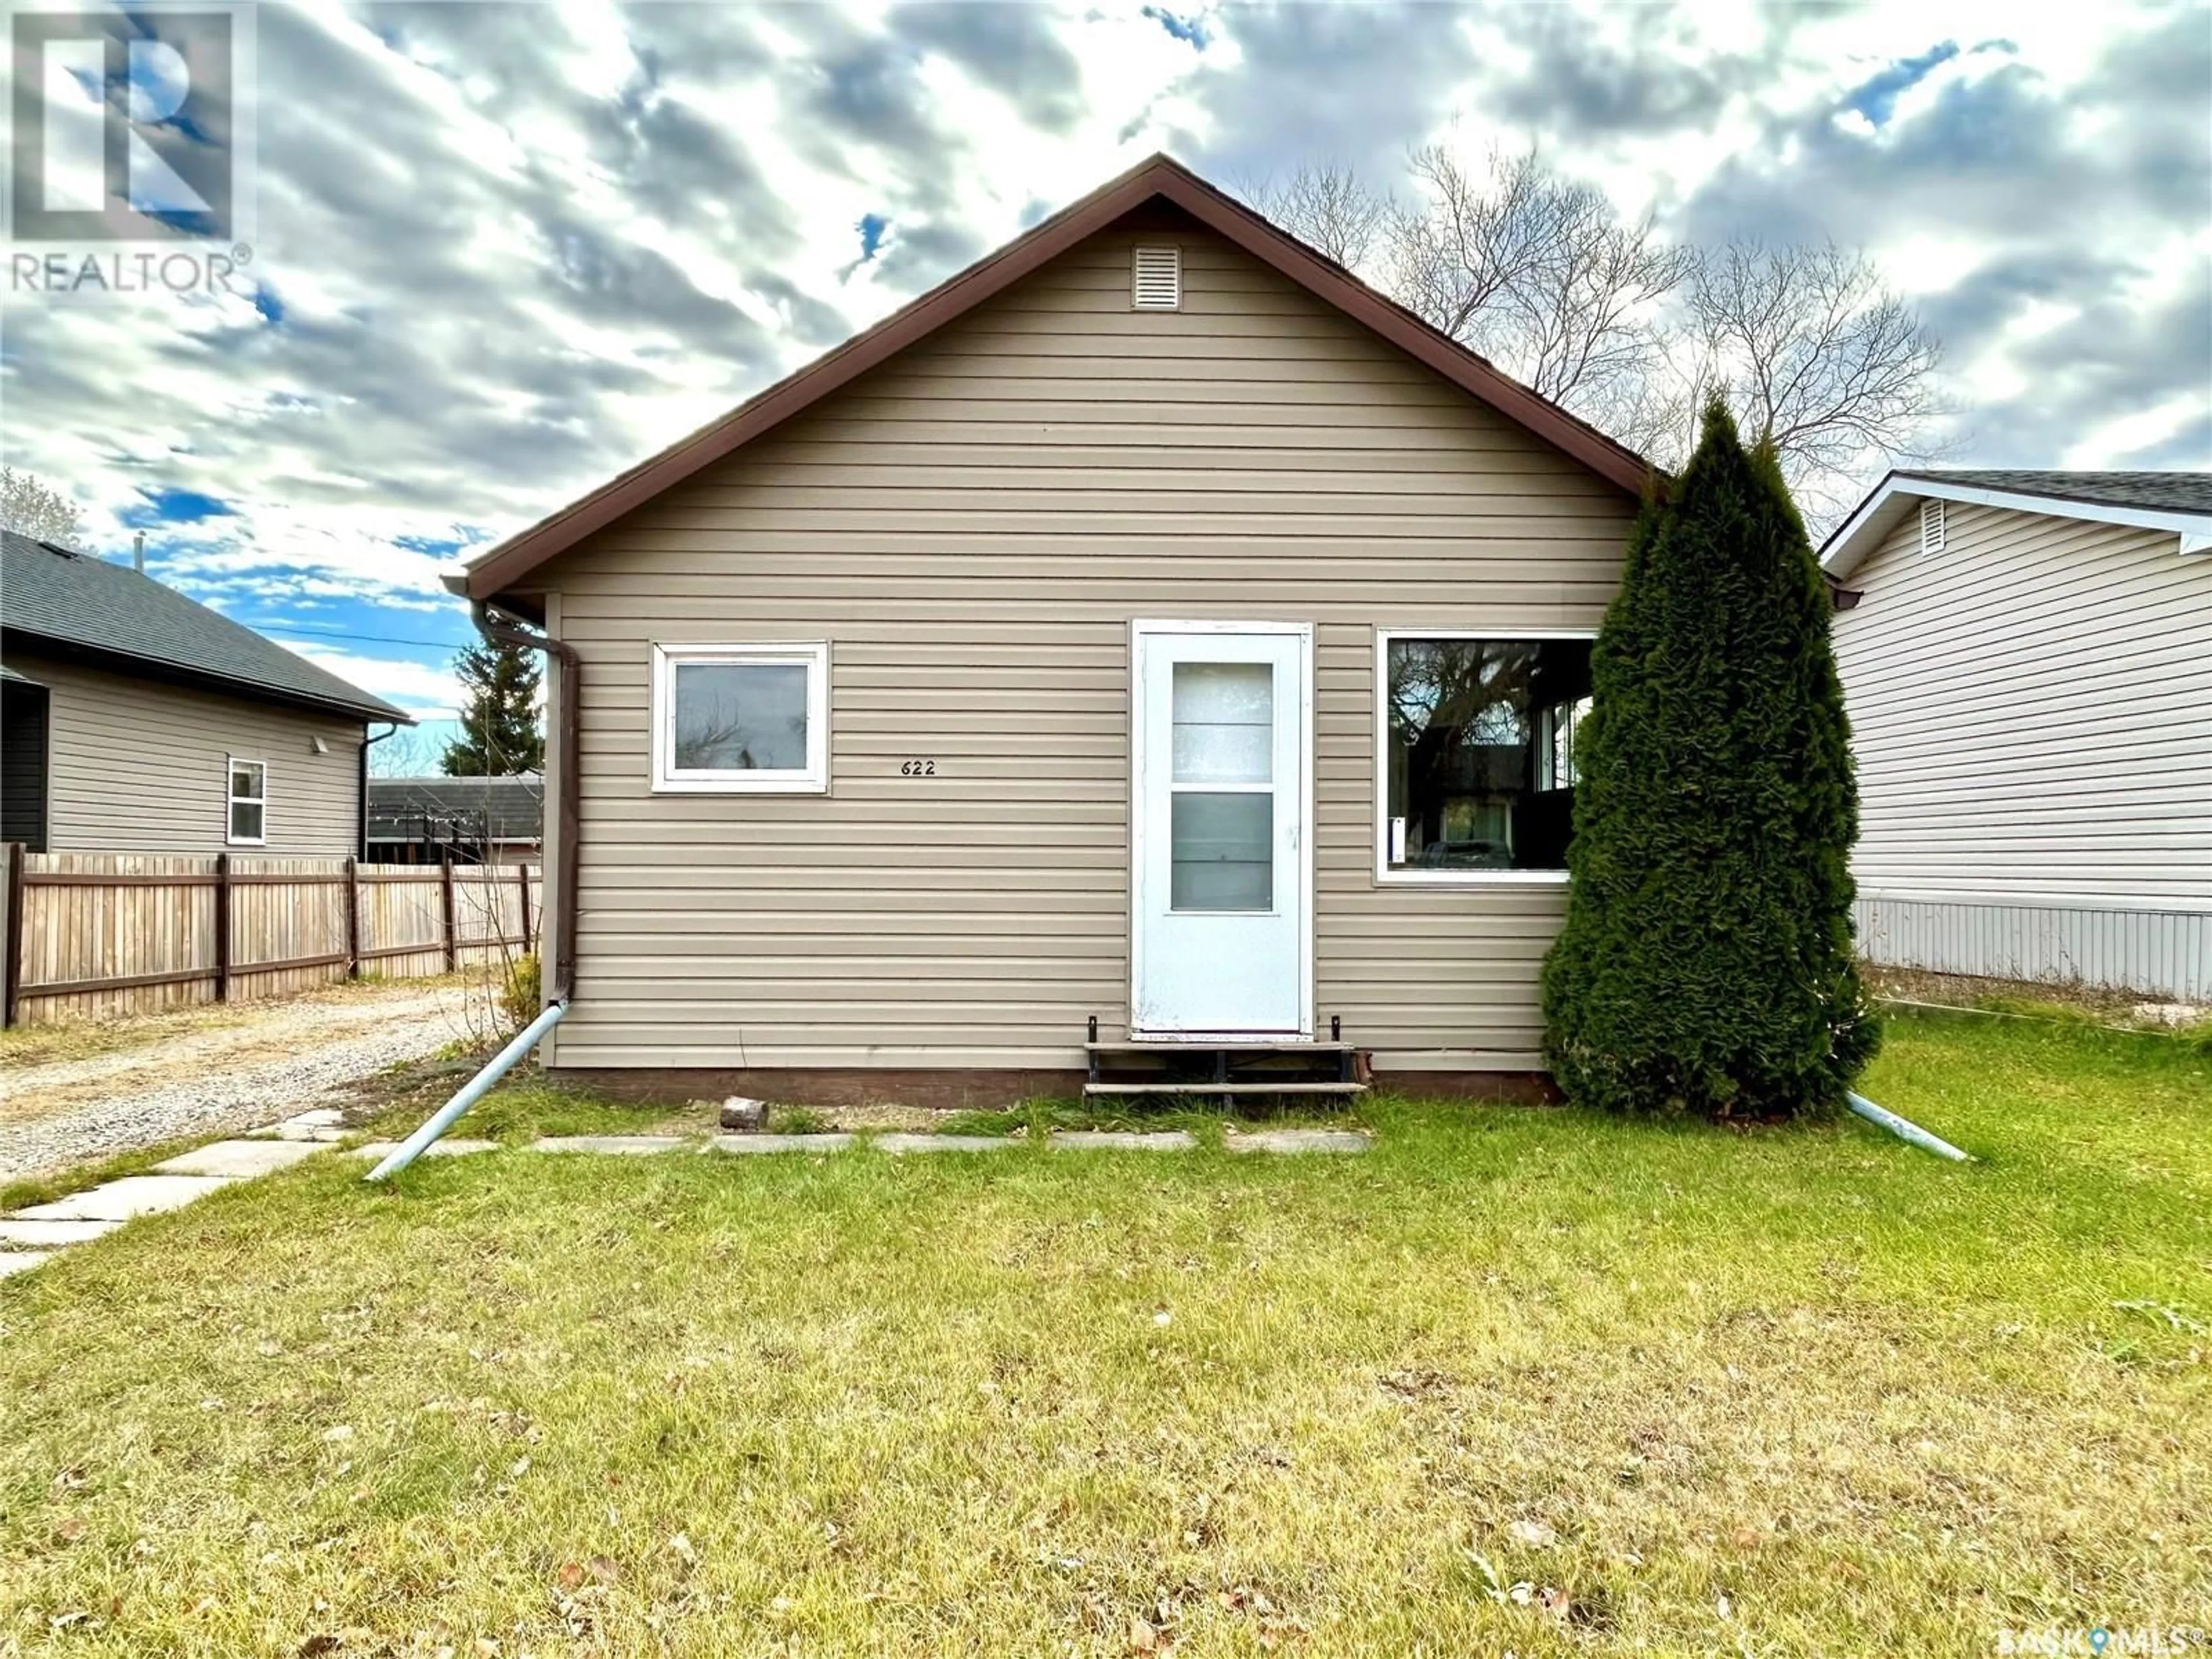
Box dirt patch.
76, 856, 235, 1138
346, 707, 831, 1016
0, 980, 490, 1177
1866, 965, 2207, 1029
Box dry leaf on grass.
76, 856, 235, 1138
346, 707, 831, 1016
1508, 1518, 1556, 1548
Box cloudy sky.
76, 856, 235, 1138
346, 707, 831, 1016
4, 0, 2206, 751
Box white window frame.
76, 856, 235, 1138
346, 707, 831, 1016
650, 641, 830, 794
225, 755, 268, 847
1372, 627, 1596, 886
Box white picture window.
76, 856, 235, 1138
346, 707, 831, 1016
651, 642, 829, 793
1374, 631, 1594, 883
226, 757, 267, 845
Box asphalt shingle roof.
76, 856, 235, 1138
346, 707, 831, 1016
367, 774, 543, 842
1899, 470, 2212, 516
0, 530, 409, 723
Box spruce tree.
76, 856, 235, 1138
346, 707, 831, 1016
1541, 398, 1878, 1119
441, 638, 544, 775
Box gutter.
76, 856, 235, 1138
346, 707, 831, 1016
365, 1001, 566, 1181
468, 599, 579, 1005
362, 601, 578, 1182
358, 722, 397, 859
1846, 1092, 1972, 1162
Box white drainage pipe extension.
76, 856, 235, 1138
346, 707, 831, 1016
1846, 1090, 1972, 1162
365, 1000, 568, 1182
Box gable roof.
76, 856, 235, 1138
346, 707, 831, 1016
1, 530, 412, 724
1821, 468, 2212, 579
450, 151, 1657, 604
1903, 469, 2212, 516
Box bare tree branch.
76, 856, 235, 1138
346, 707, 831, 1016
1240, 161, 1391, 272
1241, 146, 1946, 522
1386, 146, 1560, 345
368, 727, 447, 777
1684, 238, 1947, 520
1383, 145, 1691, 429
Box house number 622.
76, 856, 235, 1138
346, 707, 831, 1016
900, 759, 937, 776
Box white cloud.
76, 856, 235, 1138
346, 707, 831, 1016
3, 0, 2203, 645
292, 647, 462, 721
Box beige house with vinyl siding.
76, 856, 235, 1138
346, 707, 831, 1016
448, 154, 1652, 1103
2, 530, 409, 856
1822, 471, 2212, 1001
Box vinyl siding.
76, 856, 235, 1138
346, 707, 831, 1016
537, 224, 1639, 1073
0, 649, 367, 855
1834, 503, 2212, 906
1833, 501, 2212, 997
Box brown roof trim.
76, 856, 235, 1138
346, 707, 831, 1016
452, 153, 1658, 602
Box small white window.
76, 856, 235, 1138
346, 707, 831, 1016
651, 642, 829, 794
1132, 245, 1181, 310
226, 757, 267, 844
1919, 498, 1946, 553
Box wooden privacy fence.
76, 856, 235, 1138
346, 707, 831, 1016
0, 846, 539, 1026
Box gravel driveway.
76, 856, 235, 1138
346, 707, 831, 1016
0, 982, 479, 1178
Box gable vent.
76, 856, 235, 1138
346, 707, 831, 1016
1131, 245, 1181, 310
1919, 498, 1946, 554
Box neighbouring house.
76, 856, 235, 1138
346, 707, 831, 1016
366, 773, 544, 865
444, 153, 1655, 1104
1822, 470, 2212, 1001
1, 529, 411, 855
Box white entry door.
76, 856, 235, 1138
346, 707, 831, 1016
1131, 621, 1312, 1037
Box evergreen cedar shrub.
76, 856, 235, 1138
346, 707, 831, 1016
1541, 399, 1880, 1120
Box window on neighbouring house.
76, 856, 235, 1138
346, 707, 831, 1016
1379, 634, 1593, 877
651, 642, 829, 793
227, 757, 267, 844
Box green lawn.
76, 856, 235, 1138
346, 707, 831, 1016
2, 1011, 2206, 1656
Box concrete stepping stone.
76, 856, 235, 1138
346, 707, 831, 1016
706, 1133, 855, 1154
347, 1139, 498, 1160
12, 1174, 234, 1222
875, 1133, 1013, 1154
0, 1217, 122, 1248
530, 1135, 690, 1154
259, 1108, 350, 1142
1050, 1130, 1198, 1152
0, 1252, 51, 1279
154, 1139, 329, 1178
1223, 1128, 1372, 1155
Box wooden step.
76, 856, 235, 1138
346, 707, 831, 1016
1084, 1081, 1368, 1097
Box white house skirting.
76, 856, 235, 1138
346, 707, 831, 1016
1855, 893, 2212, 1002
